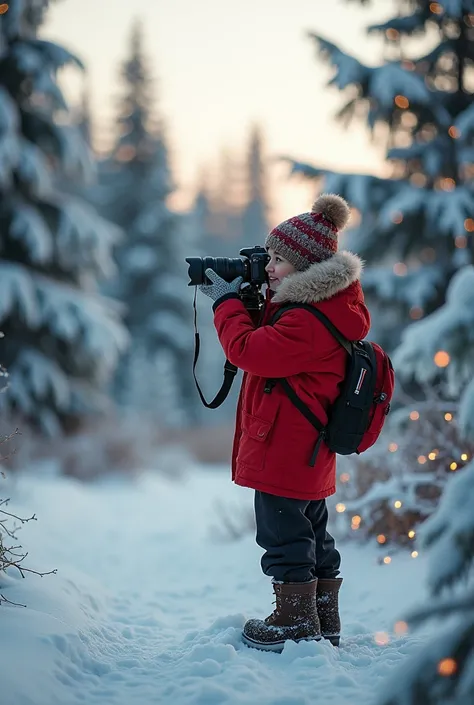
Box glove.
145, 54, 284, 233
199, 268, 243, 304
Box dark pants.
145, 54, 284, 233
254, 491, 341, 583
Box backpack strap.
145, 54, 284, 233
278, 378, 327, 466
269, 304, 353, 356
267, 303, 354, 466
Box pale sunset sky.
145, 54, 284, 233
42, 0, 397, 225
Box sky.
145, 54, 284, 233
43, 0, 396, 225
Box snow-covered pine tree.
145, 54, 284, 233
96, 21, 197, 423
291, 0, 474, 350
75, 84, 92, 150
377, 459, 474, 704
333, 262, 474, 546
0, 0, 127, 435
394, 264, 474, 442
287, 0, 474, 547
241, 126, 270, 246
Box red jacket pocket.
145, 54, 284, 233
236, 411, 274, 472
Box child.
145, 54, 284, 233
199, 194, 370, 652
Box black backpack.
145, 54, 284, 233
267, 304, 395, 466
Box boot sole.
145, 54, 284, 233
323, 634, 340, 647
241, 632, 322, 653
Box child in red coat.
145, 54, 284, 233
199, 194, 370, 652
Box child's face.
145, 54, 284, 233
265, 248, 297, 291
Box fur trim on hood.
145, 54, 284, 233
271, 250, 364, 305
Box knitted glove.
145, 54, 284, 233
199, 268, 243, 304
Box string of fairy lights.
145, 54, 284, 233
336, 398, 471, 565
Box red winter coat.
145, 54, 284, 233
212, 251, 371, 501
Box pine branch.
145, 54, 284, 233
407, 592, 474, 627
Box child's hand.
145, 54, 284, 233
199, 268, 243, 303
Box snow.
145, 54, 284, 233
0, 87, 20, 187
418, 458, 474, 594
459, 377, 474, 441
8, 347, 70, 411
393, 266, 474, 409
55, 197, 121, 277
36, 275, 128, 368
17, 138, 53, 196
362, 263, 444, 308
29, 38, 84, 71
10, 202, 53, 262
0, 261, 38, 325
429, 187, 474, 238
0, 463, 434, 705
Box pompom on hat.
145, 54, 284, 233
265, 194, 351, 271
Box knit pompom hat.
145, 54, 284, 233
265, 194, 351, 271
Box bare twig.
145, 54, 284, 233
0, 521, 18, 540
0, 508, 37, 523
0, 593, 27, 608
0, 416, 55, 605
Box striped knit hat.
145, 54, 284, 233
265, 194, 351, 271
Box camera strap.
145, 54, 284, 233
192, 288, 238, 408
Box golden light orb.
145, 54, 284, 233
434, 351, 450, 368
394, 621, 408, 635
394, 95, 410, 109
375, 631, 390, 645
438, 658, 457, 676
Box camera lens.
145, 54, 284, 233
186, 257, 248, 286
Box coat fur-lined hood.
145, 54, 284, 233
271, 250, 364, 305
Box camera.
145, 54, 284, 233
185, 246, 270, 288
187, 246, 270, 408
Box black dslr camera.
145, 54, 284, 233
186, 246, 270, 310
186, 246, 270, 409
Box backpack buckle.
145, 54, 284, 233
264, 379, 276, 394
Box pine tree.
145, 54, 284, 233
292, 0, 474, 350
0, 0, 127, 435
241, 126, 270, 246
289, 0, 474, 545
76, 84, 92, 149
377, 458, 474, 704
96, 21, 197, 423
333, 259, 474, 546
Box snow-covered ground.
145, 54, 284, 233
1, 461, 431, 705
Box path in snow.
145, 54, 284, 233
1, 464, 429, 705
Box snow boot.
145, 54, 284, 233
242, 579, 321, 652
316, 577, 343, 646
